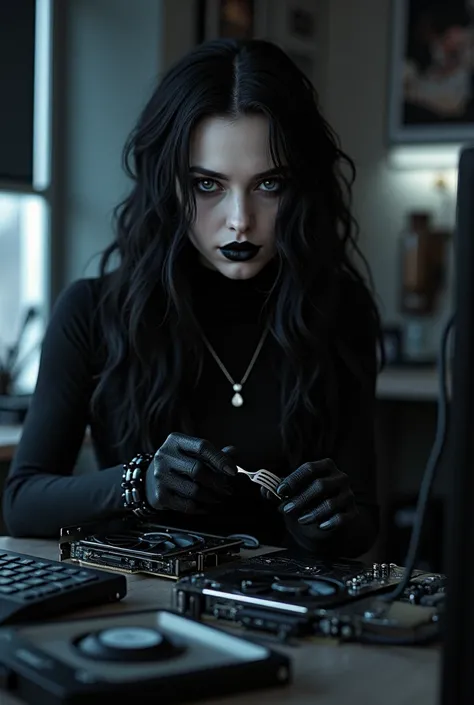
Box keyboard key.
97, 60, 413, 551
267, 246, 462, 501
22, 579, 46, 587
57, 579, 81, 589
50, 581, 70, 591
47, 574, 69, 582
35, 585, 61, 596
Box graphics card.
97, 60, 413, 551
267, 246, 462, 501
173, 552, 446, 640
59, 516, 243, 579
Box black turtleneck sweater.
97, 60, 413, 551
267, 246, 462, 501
2, 263, 379, 556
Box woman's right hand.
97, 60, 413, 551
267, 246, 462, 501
144, 432, 237, 514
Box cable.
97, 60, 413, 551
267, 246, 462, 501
227, 534, 260, 549
380, 313, 455, 603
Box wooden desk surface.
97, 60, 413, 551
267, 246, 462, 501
0, 536, 440, 705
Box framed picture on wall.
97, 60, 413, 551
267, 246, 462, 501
388, 0, 474, 143
197, 0, 257, 42
287, 1, 317, 43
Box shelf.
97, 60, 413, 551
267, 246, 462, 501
376, 366, 445, 401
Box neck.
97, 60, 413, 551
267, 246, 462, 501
190, 259, 278, 326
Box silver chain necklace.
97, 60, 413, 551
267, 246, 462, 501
200, 326, 269, 407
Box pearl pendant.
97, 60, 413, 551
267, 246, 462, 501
232, 393, 244, 407
232, 383, 243, 407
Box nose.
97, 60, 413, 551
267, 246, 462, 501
226, 191, 253, 236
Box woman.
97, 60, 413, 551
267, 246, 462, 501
2, 39, 383, 557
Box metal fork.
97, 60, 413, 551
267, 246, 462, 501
236, 466, 281, 498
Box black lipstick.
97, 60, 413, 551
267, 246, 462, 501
219, 241, 262, 262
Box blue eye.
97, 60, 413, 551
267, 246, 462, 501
194, 178, 219, 193
258, 179, 283, 193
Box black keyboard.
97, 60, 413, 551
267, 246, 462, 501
0, 549, 127, 625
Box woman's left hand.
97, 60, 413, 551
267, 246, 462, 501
274, 459, 358, 531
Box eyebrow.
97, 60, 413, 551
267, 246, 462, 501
189, 165, 286, 180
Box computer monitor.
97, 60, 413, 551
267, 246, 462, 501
440, 145, 474, 705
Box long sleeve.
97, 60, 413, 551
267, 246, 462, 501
285, 279, 380, 558
2, 280, 126, 538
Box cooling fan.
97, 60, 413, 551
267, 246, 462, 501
236, 573, 341, 598
207, 568, 344, 603
0, 610, 291, 704
91, 531, 205, 553
247, 554, 368, 583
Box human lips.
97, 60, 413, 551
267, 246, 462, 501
219, 241, 262, 261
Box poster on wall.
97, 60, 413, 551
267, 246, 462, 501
198, 0, 256, 42
388, 0, 474, 143
288, 5, 315, 41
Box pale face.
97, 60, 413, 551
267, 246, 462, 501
187, 114, 285, 279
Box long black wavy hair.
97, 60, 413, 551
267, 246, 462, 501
92, 38, 383, 463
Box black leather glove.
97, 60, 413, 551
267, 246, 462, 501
272, 459, 358, 531
145, 432, 236, 514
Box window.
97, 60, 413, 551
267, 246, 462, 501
0, 194, 48, 393
0, 0, 52, 396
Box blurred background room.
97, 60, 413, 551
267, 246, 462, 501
0, 0, 469, 572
